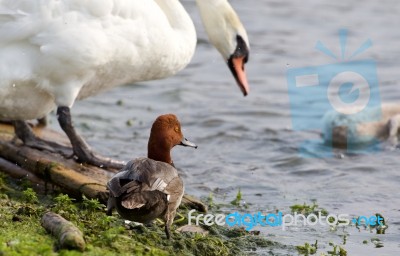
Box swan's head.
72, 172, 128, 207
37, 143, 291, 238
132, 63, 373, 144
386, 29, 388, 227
196, 0, 250, 96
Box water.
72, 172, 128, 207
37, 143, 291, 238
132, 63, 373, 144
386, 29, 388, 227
48, 0, 400, 254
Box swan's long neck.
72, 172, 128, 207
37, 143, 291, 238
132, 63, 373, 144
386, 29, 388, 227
154, 0, 193, 31
195, 0, 249, 60
154, 0, 196, 68
78, 0, 197, 100
195, 0, 250, 96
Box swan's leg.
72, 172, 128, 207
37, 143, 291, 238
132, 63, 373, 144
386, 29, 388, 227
13, 121, 74, 156
57, 106, 124, 169
387, 115, 400, 146
13, 121, 55, 152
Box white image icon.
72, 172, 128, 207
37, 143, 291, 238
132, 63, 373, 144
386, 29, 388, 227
327, 71, 370, 115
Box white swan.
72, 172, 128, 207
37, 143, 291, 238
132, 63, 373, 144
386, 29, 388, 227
0, 0, 250, 168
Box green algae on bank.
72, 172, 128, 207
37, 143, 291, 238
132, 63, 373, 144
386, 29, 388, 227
296, 241, 317, 255
0, 174, 280, 256
290, 201, 328, 216
296, 241, 348, 256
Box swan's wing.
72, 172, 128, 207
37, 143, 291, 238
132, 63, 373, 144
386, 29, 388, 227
0, 0, 195, 114
0, 0, 180, 66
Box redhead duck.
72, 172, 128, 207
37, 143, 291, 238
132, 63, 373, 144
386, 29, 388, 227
322, 103, 400, 147
0, 0, 249, 169
106, 114, 197, 239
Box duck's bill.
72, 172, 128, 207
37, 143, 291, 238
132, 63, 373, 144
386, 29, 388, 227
180, 138, 197, 148
228, 56, 250, 96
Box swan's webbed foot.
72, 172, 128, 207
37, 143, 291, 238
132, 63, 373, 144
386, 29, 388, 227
70, 147, 124, 170
13, 120, 58, 152
57, 106, 124, 169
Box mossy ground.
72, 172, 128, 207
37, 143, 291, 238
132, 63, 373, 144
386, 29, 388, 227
0, 173, 280, 256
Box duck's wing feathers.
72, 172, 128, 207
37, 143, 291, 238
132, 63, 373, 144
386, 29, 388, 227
129, 158, 179, 186
120, 192, 146, 209
107, 157, 180, 198
121, 189, 167, 210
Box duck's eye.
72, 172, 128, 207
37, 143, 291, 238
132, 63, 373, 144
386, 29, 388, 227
174, 127, 180, 133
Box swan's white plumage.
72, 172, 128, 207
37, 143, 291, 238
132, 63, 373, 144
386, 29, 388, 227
0, 0, 197, 119
196, 0, 249, 60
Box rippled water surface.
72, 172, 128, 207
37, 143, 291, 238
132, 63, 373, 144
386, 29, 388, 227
49, 0, 400, 254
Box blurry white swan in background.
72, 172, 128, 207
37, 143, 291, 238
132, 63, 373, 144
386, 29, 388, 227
322, 103, 400, 148
0, 0, 250, 168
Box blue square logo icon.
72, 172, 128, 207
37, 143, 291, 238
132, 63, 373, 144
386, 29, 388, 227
287, 29, 381, 157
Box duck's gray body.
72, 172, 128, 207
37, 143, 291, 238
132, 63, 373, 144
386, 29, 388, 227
107, 157, 184, 226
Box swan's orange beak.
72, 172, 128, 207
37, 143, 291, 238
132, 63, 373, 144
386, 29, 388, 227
228, 35, 250, 96
230, 56, 249, 96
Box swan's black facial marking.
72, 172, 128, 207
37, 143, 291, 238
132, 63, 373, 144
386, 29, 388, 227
227, 35, 250, 96
230, 35, 249, 63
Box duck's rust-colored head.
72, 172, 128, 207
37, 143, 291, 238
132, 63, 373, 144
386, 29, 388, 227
147, 114, 197, 165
